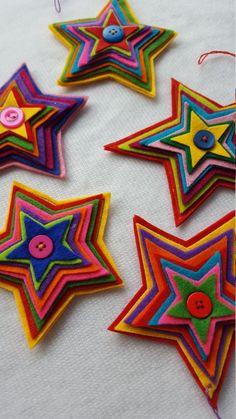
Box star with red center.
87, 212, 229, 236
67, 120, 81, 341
49, 0, 176, 96
83, 11, 140, 54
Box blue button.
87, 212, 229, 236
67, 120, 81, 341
193, 130, 215, 150
102, 25, 124, 43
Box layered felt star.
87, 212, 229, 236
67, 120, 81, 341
0, 183, 122, 348
109, 212, 235, 411
49, 0, 176, 96
105, 79, 236, 225
0, 64, 87, 176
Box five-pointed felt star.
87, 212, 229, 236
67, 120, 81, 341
164, 111, 232, 170
0, 182, 122, 348
3, 214, 85, 285
165, 273, 234, 344
0, 91, 42, 139
83, 11, 140, 54
49, 0, 176, 96
0, 64, 87, 177
109, 212, 235, 410
105, 79, 236, 225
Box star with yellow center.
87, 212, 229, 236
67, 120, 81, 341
168, 111, 231, 170
0, 90, 42, 140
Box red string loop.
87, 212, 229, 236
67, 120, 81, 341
198, 50, 236, 65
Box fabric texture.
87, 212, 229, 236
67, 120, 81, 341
0, 0, 234, 418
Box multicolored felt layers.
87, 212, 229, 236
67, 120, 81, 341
105, 79, 236, 225
0, 183, 122, 348
0, 64, 86, 177
49, 0, 176, 97
109, 212, 235, 411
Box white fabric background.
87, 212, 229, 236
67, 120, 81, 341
0, 1, 235, 418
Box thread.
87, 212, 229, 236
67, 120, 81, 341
198, 50, 236, 65
54, 0, 61, 13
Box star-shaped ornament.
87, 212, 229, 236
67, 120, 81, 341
49, 0, 176, 96
0, 183, 122, 348
105, 79, 235, 225
109, 212, 235, 412
0, 64, 87, 177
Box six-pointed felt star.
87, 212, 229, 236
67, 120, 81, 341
0, 64, 87, 176
0, 182, 122, 348
49, 0, 176, 96
109, 212, 235, 411
105, 79, 236, 225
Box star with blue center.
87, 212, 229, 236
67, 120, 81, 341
0, 183, 123, 347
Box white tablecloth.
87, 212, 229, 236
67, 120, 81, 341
0, 0, 234, 418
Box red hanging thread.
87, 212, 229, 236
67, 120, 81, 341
198, 50, 236, 65
54, 0, 61, 13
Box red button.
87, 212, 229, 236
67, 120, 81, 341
28, 235, 54, 259
186, 292, 213, 319
0, 107, 25, 129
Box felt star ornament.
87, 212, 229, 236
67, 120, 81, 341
49, 0, 176, 96
0, 183, 122, 348
109, 212, 235, 413
0, 64, 87, 177
105, 79, 236, 225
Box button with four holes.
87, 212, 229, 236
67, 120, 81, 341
186, 291, 213, 319
102, 25, 124, 43
0, 107, 25, 129
193, 130, 215, 150
28, 235, 54, 259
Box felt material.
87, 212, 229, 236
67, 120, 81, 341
0, 1, 235, 418
0, 182, 123, 347
105, 79, 235, 225
49, 0, 176, 97
0, 65, 87, 177
109, 212, 235, 411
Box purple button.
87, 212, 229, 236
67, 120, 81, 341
28, 235, 54, 259
0, 107, 25, 129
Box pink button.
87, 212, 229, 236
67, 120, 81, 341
28, 235, 54, 259
0, 107, 24, 129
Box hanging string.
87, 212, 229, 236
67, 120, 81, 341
54, 0, 61, 13
205, 385, 222, 419
198, 50, 236, 65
